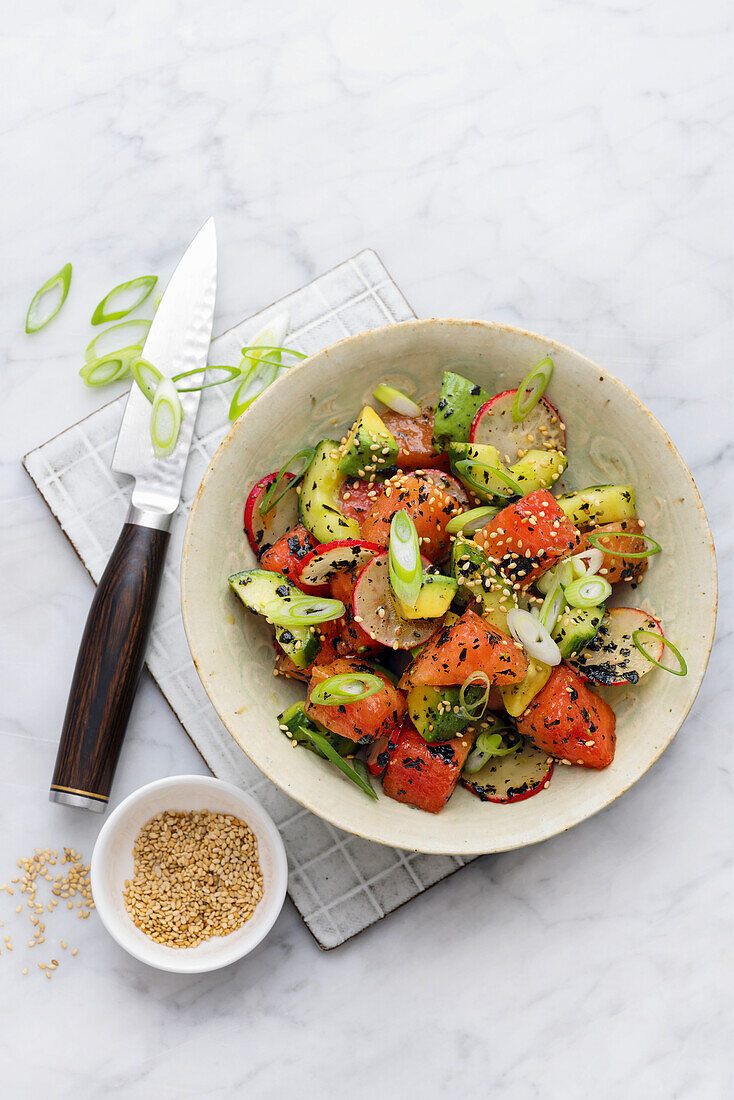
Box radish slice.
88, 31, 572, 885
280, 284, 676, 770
352, 552, 441, 650
569, 606, 664, 686
461, 741, 553, 803
298, 539, 381, 586
470, 390, 566, 464
413, 468, 471, 509
244, 471, 299, 557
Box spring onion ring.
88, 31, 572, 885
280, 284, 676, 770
259, 448, 316, 515
445, 505, 501, 535
85, 318, 151, 362
511, 357, 554, 423
131, 358, 163, 403
388, 510, 422, 607
539, 581, 565, 632
454, 458, 523, 500
572, 547, 604, 577
587, 531, 662, 559
632, 630, 688, 677
263, 596, 345, 627
240, 345, 306, 362
459, 672, 491, 719
25, 262, 72, 334
150, 377, 182, 458
172, 364, 241, 392
91, 275, 158, 326
372, 384, 421, 418
507, 608, 561, 665
229, 347, 284, 421
79, 351, 136, 387
309, 672, 385, 706
463, 723, 520, 774
563, 575, 612, 609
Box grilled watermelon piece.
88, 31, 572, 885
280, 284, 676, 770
260, 524, 328, 594
364, 719, 404, 777
305, 658, 407, 746
474, 488, 581, 586
576, 519, 650, 586
360, 471, 460, 561
382, 722, 472, 813
397, 607, 528, 689
516, 663, 616, 769
381, 407, 450, 471
338, 477, 381, 525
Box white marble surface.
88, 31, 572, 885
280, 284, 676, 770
1, 0, 731, 1095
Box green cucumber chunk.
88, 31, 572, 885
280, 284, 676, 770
509, 448, 568, 494
299, 439, 361, 544
556, 484, 636, 528
552, 606, 604, 658
338, 405, 398, 477
228, 569, 321, 669
432, 371, 490, 450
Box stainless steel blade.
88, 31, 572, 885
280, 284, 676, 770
112, 218, 217, 517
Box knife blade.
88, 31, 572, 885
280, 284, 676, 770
50, 219, 218, 812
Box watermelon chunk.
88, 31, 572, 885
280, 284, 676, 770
305, 658, 407, 746
382, 722, 472, 813
381, 408, 450, 471
516, 663, 616, 768
398, 608, 528, 689
474, 488, 581, 586
360, 471, 460, 562
260, 524, 328, 594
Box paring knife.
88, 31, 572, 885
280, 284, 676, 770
50, 219, 217, 812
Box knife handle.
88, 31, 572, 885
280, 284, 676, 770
50, 517, 170, 812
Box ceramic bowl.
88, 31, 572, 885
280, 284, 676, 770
90, 775, 288, 972
181, 320, 716, 855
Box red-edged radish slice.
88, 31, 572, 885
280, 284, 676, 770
569, 606, 664, 686
461, 741, 553, 803
352, 552, 441, 650
413, 468, 471, 509
244, 472, 299, 557
298, 539, 381, 587
470, 390, 566, 464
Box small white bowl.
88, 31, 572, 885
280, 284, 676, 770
90, 775, 288, 973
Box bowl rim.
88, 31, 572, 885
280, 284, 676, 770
90, 775, 288, 973
181, 318, 718, 854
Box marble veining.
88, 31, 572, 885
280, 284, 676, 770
0, 1, 731, 1096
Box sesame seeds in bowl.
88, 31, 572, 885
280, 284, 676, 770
90, 776, 287, 973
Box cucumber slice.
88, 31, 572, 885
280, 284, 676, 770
509, 449, 568, 494
228, 569, 321, 669
450, 537, 514, 631
338, 405, 398, 477
394, 573, 458, 620
299, 440, 361, 544
556, 484, 636, 529
432, 371, 490, 450
552, 606, 605, 659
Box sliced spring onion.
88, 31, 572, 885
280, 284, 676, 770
263, 596, 345, 627
131, 358, 163, 403
459, 672, 491, 719
572, 547, 604, 577
587, 531, 662, 559
91, 275, 158, 326
511, 357, 554, 423
539, 581, 565, 632
309, 672, 384, 706
454, 458, 523, 499
463, 723, 520, 774
25, 262, 72, 333
507, 608, 561, 666
150, 377, 182, 458
632, 630, 688, 677
172, 364, 241, 392
536, 557, 576, 595
240, 344, 306, 362
388, 510, 422, 607
296, 725, 378, 800
229, 347, 283, 422
259, 448, 316, 516
372, 384, 421, 418
564, 575, 612, 609
445, 505, 500, 535
79, 351, 136, 387
85, 318, 151, 362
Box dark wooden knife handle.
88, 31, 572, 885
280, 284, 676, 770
51, 522, 170, 810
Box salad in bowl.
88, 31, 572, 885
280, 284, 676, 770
228, 360, 684, 816
182, 319, 715, 854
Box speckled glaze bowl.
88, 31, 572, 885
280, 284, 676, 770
181, 320, 717, 854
